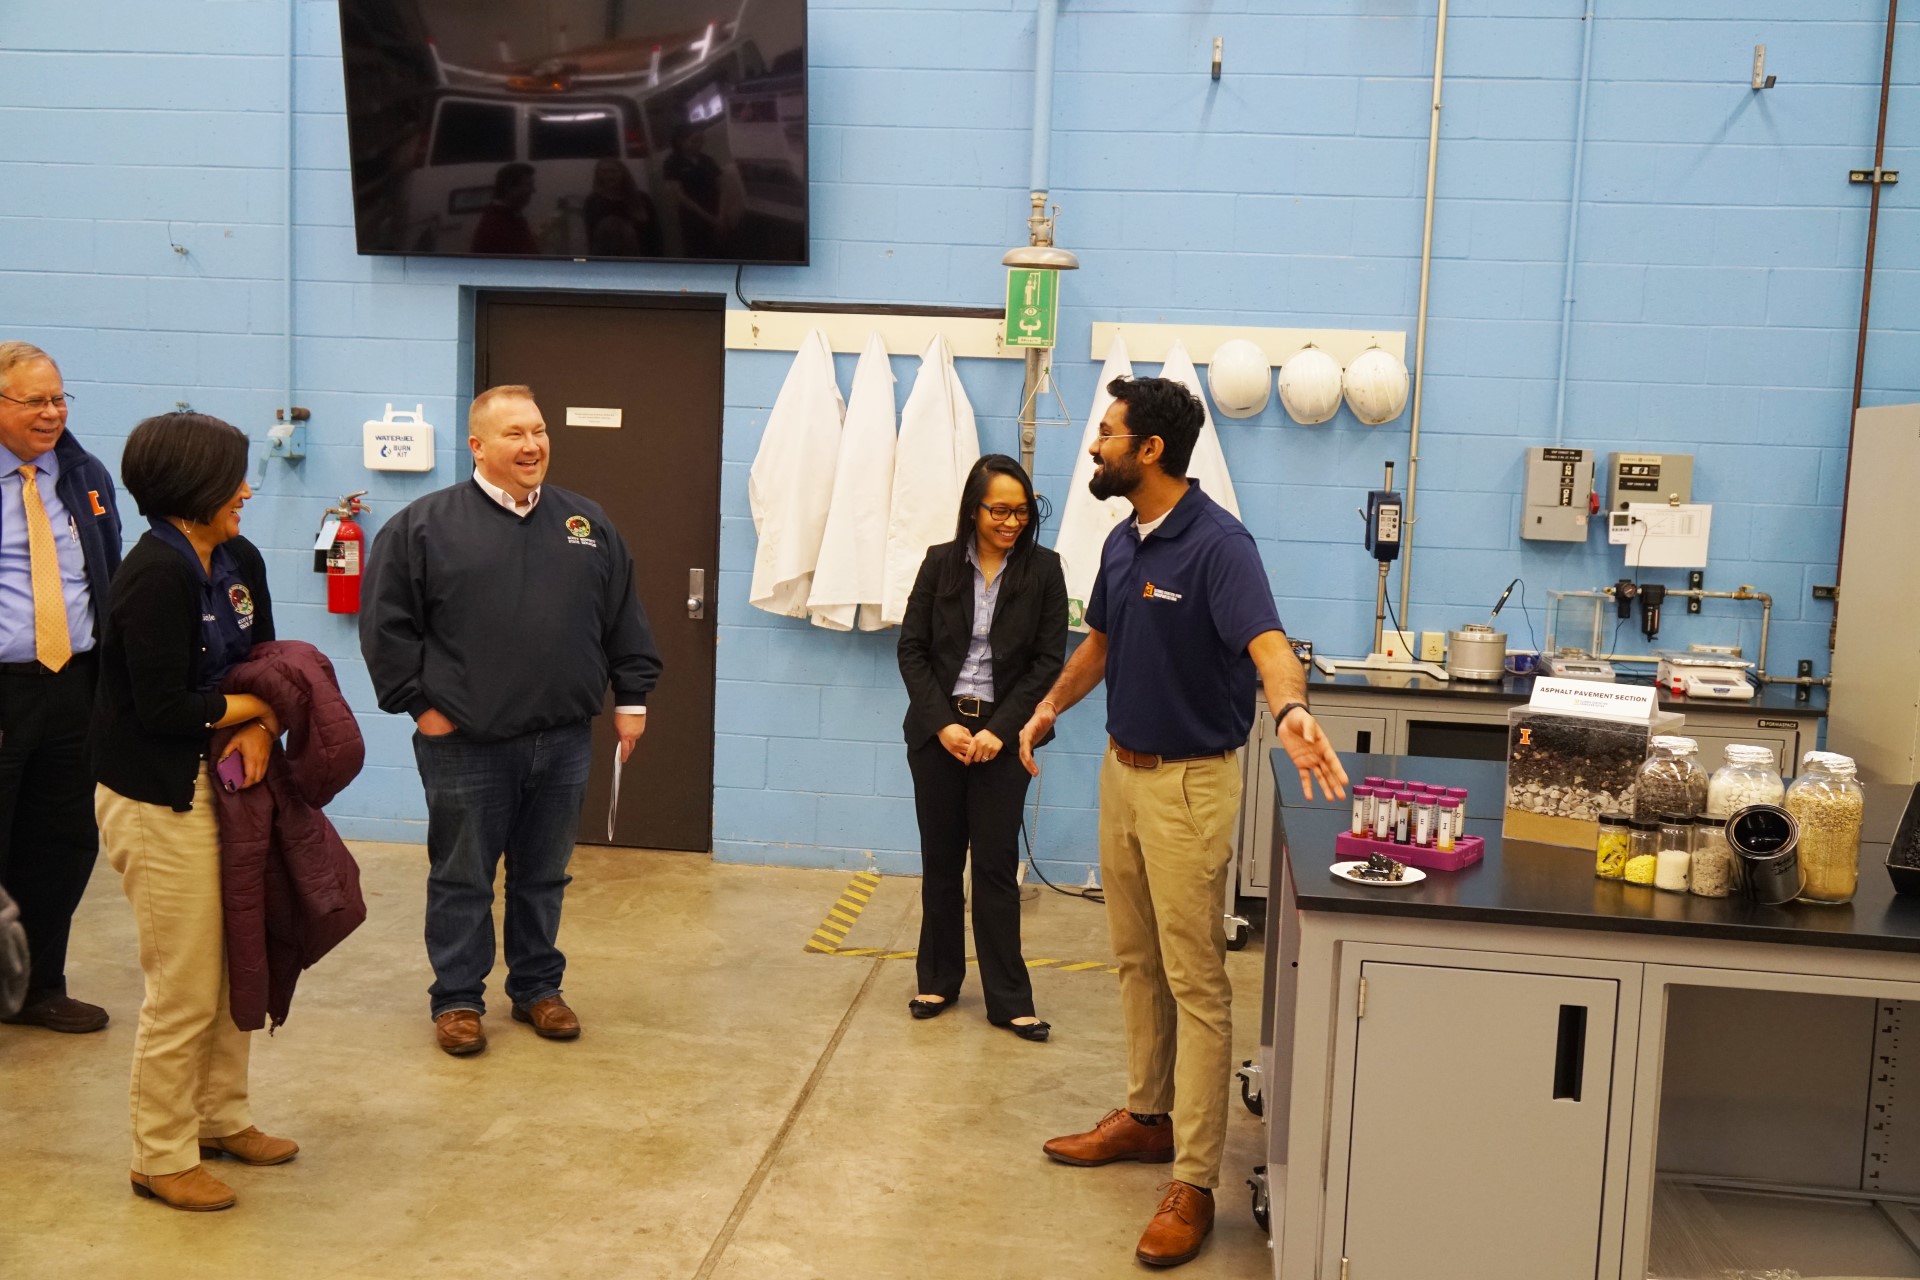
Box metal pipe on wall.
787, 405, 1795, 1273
1836, 0, 1901, 578
1398, 0, 1451, 626
1016, 0, 1060, 477
1029, 0, 1058, 194
283, 0, 296, 440
1552, 4, 1597, 445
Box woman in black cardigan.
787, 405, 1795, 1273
91, 412, 291, 1213
897, 454, 1067, 1040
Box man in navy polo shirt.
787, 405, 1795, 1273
1020, 376, 1347, 1268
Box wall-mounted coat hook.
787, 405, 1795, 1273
1751, 45, 1776, 89
1211, 36, 1222, 80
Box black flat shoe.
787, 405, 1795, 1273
1002, 1019, 1051, 1042
909, 996, 953, 1020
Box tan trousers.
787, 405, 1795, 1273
98, 766, 252, 1176
1098, 747, 1241, 1189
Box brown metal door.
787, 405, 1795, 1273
475, 291, 722, 851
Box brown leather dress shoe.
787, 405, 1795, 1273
130, 1166, 237, 1212
1136, 1181, 1215, 1268
434, 1009, 486, 1056
1042, 1108, 1175, 1167
511, 995, 580, 1040
200, 1126, 299, 1166
1, 994, 109, 1034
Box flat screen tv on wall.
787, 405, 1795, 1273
338, 1, 807, 265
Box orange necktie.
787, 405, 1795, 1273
18, 465, 73, 672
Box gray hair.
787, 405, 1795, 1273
0, 341, 56, 392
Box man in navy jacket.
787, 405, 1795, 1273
0, 341, 123, 1034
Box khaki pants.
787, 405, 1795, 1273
1098, 747, 1241, 1189
98, 767, 252, 1176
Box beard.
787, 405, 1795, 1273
1088, 451, 1142, 502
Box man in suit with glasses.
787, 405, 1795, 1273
0, 341, 124, 1034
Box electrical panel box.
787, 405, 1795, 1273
1521, 447, 1594, 542
1606, 451, 1693, 514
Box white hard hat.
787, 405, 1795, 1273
1343, 347, 1410, 426
1205, 339, 1271, 418
1277, 346, 1344, 425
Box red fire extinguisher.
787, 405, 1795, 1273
325, 491, 369, 615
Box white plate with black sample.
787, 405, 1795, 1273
1330, 860, 1427, 888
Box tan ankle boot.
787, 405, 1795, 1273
200, 1126, 299, 1166
130, 1165, 237, 1211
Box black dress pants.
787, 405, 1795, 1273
0, 655, 100, 1002
907, 733, 1035, 1023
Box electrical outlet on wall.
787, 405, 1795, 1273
1419, 631, 1447, 662
1377, 629, 1418, 661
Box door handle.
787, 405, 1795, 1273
687, 567, 707, 619
1553, 1004, 1587, 1101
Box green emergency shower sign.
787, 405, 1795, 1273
1005, 268, 1059, 349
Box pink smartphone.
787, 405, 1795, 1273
216, 751, 248, 794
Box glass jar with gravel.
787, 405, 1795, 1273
1785, 752, 1865, 905
1689, 816, 1734, 898
1634, 736, 1709, 823
1706, 744, 1786, 818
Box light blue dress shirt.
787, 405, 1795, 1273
950, 543, 1003, 703
0, 442, 96, 663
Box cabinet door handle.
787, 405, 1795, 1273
1356, 730, 1372, 753
1553, 1004, 1587, 1101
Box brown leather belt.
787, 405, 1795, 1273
1109, 736, 1234, 770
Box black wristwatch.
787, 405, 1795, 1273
1275, 701, 1310, 727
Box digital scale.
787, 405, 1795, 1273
1655, 649, 1756, 700
1541, 652, 1617, 682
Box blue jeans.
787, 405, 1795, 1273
412, 721, 592, 1018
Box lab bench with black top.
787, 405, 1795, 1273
1260, 752, 1920, 1280
1234, 672, 1827, 900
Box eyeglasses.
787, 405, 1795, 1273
979, 503, 1033, 525
1093, 432, 1139, 448
0, 392, 74, 411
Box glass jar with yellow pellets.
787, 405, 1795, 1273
1595, 813, 1630, 880
1786, 752, 1865, 905
1623, 819, 1660, 885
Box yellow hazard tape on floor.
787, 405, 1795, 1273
805, 874, 1119, 975
804, 871, 883, 953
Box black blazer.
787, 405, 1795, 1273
91, 533, 274, 811
897, 539, 1067, 751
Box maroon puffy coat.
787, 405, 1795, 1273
211, 640, 367, 1031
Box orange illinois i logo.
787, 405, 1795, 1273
1142, 582, 1155, 599
88, 490, 106, 516
1519, 727, 1533, 746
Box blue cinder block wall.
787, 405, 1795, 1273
1, 1, 1914, 879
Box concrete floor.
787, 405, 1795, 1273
0, 843, 1272, 1280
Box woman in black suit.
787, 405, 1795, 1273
897, 454, 1067, 1041
91, 412, 291, 1213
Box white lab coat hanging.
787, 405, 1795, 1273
1159, 340, 1242, 520
1054, 334, 1135, 631
881, 334, 979, 625
749, 328, 845, 618
808, 332, 897, 631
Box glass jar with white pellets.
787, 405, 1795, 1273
1706, 744, 1785, 819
